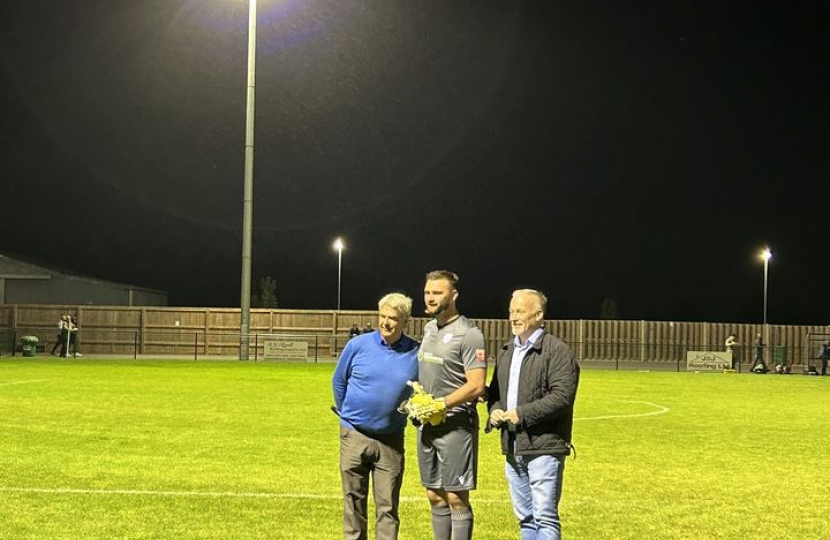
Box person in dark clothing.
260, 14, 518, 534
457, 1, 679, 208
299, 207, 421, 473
724, 333, 739, 370
751, 334, 768, 373
820, 341, 830, 376
50, 315, 68, 356
68, 316, 82, 357
488, 289, 580, 540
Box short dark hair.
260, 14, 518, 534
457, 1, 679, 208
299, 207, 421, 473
425, 270, 459, 290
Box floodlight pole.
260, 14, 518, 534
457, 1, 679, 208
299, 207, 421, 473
761, 248, 772, 326
764, 254, 769, 325
239, 0, 257, 361
333, 238, 345, 311
761, 247, 772, 351
337, 249, 342, 311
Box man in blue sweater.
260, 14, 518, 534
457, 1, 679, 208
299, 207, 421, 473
332, 292, 420, 540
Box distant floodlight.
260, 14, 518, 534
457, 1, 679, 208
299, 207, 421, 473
333, 238, 345, 252
760, 248, 772, 262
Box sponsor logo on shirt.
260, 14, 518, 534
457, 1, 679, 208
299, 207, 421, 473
418, 351, 445, 365
475, 349, 486, 363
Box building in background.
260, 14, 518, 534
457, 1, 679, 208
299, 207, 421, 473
0, 253, 167, 306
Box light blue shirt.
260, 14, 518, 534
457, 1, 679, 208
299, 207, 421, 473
505, 327, 545, 411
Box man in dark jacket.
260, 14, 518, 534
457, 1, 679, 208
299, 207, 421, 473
487, 289, 580, 540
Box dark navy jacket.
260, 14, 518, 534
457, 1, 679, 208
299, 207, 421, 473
487, 331, 580, 456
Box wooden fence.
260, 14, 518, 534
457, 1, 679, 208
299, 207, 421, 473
2, 304, 828, 366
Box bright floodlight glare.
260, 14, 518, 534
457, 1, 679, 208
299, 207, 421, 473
333, 238, 345, 252
760, 248, 772, 261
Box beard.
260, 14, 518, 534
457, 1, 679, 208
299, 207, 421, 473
426, 298, 452, 317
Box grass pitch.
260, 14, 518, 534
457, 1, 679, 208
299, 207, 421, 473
1, 358, 828, 540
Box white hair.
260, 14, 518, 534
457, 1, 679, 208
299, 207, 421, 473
378, 292, 413, 321
512, 289, 548, 315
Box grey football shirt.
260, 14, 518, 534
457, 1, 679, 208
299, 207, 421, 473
418, 315, 487, 416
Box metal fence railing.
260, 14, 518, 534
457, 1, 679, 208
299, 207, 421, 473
0, 327, 357, 362
0, 326, 822, 373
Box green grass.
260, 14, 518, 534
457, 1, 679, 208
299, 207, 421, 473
1, 358, 829, 539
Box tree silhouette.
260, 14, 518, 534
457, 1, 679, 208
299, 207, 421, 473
600, 297, 620, 320
252, 276, 278, 308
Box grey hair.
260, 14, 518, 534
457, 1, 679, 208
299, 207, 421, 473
378, 292, 413, 321
512, 289, 548, 315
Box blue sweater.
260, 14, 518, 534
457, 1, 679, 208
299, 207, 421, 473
332, 331, 419, 434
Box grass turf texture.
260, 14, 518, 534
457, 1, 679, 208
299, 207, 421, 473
1, 359, 828, 540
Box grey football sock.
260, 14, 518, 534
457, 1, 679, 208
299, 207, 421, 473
451, 506, 474, 540
430, 505, 452, 540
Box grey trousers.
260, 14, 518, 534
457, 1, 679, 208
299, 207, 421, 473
339, 426, 405, 540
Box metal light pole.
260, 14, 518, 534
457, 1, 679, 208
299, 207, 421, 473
239, 0, 258, 360
761, 247, 772, 325
333, 238, 345, 311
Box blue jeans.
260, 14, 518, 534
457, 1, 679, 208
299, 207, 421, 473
504, 454, 564, 540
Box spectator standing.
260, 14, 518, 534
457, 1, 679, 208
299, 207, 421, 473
820, 341, 830, 376
50, 315, 68, 356
752, 334, 767, 373
68, 316, 82, 357
724, 333, 739, 370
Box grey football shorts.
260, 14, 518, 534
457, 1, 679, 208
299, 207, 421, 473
417, 412, 479, 491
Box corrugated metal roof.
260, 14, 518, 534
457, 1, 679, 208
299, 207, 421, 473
0, 252, 166, 294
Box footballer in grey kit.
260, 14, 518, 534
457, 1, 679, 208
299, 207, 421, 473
418, 316, 487, 417
417, 270, 487, 540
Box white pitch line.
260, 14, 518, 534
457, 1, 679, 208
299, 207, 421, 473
0, 486, 508, 504
575, 400, 670, 421
0, 400, 665, 504
0, 378, 56, 387
0, 487, 338, 500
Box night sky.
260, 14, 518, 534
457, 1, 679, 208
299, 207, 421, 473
2, 1, 829, 324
